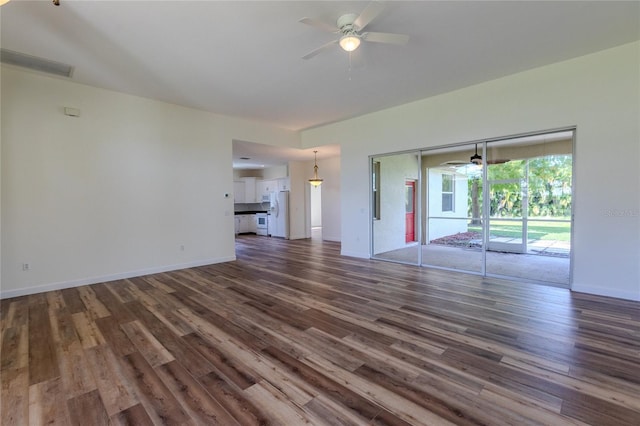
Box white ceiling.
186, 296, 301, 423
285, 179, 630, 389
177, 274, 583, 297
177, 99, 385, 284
232, 140, 341, 169
2, 0, 639, 168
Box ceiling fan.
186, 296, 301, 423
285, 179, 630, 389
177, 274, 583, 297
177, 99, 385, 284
299, 1, 410, 60
441, 144, 510, 167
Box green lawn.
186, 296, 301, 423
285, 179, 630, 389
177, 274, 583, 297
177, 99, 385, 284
468, 219, 571, 241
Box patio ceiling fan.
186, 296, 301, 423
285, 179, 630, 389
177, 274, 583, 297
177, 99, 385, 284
470, 144, 482, 165
299, 1, 410, 60
441, 144, 510, 167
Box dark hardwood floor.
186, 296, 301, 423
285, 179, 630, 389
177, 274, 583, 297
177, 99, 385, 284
2, 235, 639, 425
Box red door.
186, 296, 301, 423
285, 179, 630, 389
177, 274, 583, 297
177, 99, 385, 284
405, 180, 416, 243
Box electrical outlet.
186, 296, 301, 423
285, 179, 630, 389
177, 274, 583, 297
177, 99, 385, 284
22, 263, 30, 271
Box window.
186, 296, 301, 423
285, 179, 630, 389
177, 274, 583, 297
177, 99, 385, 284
442, 173, 454, 212
372, 161, 381, 220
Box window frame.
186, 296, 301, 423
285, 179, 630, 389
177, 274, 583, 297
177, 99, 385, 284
441, 173, 455, 212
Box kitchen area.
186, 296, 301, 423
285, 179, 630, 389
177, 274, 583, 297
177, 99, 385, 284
234, 176, 290, 239
232, 139, 340, 243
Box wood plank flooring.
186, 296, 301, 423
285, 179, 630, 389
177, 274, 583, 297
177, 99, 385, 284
2, 235, 639, 425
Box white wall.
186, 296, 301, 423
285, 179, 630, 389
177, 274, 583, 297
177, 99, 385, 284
426, 170, 469, 241
302, 41, 640, 301
234, 169, 264, 179
318, 156, 341, 242
287, 160, 309, 240
262, 165, 288, 180
1, 66, 298, 298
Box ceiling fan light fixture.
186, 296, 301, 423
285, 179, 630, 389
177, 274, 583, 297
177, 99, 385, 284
339, 34, 361, 52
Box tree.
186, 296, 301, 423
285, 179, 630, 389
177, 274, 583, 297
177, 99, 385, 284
467, 155, 572, 220
470, 178, 482, 225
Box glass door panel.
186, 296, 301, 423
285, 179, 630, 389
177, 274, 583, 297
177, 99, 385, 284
484, 134, 573, 286
422, 146, 483, 273
487, 179, 526, 254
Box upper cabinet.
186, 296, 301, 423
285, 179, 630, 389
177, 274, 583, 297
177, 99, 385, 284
235, 177, 258, 203
233, 181, 245, 203
257, 179, 277, 198
277, 177, 290, 192
242, 177, 257, 203
237, 177, 290, 204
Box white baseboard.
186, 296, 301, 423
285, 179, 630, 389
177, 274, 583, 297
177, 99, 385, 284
571, 283, 640, 302
322, 235, 341, 242
0, 256, 236, 299
340, 250, 369, 259
289, 234, 307, 240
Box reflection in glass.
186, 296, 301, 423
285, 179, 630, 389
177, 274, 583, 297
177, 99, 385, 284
371, 152, 420, 265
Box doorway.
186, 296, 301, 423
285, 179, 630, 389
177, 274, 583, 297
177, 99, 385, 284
310, 183, 322, 239
405, 180, 416, 243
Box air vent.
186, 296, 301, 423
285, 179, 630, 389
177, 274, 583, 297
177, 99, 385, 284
0, 49, 74, 78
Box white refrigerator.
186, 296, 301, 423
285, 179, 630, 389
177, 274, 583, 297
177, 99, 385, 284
269, 191, 290, 239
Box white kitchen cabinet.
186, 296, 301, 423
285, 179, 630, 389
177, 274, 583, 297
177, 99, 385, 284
233, 181, 245, 203
241, 177, 257, 203
235, 214, 256, 234
234, 216, 241, 234
240, 215, 250, 233
277, 177, 290, 192
257, 179, 277, 199
248, 215, 257, 233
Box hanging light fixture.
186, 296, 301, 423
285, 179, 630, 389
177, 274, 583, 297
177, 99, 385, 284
0, 0, 12, 6
470, 143, 483, 165
308, 150, 323, 187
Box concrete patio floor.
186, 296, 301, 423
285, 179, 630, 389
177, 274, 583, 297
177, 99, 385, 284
374, 242, 570, 288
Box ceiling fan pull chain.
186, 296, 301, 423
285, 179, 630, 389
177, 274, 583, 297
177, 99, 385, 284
348, 52, 353, 80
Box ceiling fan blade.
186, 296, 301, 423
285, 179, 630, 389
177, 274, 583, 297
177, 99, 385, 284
302, 40, 338, 60
298, 17, 339, 33
363, 31, 409, 45
354, 1, 386, 31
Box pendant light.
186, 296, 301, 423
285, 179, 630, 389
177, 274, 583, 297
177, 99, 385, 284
308, 150, 323, 187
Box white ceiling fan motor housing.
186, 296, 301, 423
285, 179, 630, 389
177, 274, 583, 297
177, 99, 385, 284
337, 13, 359, 33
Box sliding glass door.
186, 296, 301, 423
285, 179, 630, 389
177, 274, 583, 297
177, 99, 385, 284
371, 129, 574, 287
484, 134, 573, 285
